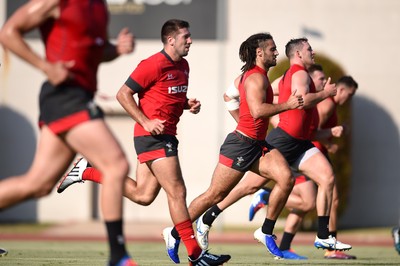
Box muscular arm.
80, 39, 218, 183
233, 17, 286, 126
271, 75, 282, 97
246, 73, 300, 119
292, 70, 336, 109
316, 98, 336, 127
116, 84, 165, 135
269, 75, 283, 127
224, 73, 302, 122
0, 0, 59, 73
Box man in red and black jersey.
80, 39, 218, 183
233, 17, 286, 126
189, 64, 346, 260
58, 19, 231, 266
193, 62, 356, 259
163, 33, 304, 261
117, 19, 230, 266
265, 38, 351, 252
313, 74, 358, 259
249, 65, 358, 260
181, 38, 350, 259
0, 0, 136, 265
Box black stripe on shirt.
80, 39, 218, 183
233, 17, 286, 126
125, 76, 143, 93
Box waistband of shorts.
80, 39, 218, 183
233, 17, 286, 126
234, 130, 266, 145
275, 127, 313, 145
275, 127, 298, 141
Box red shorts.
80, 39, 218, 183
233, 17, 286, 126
38, 82, 103, 134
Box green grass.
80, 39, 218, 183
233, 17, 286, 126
1, 240, 399, 266
0, 223, 54, 234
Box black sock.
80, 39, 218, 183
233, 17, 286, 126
279, 232, 295, 251
317, 216, 330, 239
105, 220, 127, 266
171, 205, 223, 240
171, 227, 180, 240
202, 205, 222, 226
261, 218, 276, 235
329, 231, 337, 238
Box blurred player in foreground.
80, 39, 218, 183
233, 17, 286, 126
0, 0, 136, 265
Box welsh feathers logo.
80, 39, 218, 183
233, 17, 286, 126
166, 142, 173, 153
235, 156, 244, 167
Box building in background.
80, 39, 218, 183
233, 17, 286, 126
0, 0, 399, 228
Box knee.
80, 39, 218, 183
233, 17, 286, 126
202, 189, 227, 206
134, 194, 156, 206
116, 159, 130, 180
326, 175, 335, 190
108, 158, 129, 183
303, 198, 316, 212
276, 170, 294, 193
237, 183, 262, 195
167, 184, 187, 201
319, 173, 335, 190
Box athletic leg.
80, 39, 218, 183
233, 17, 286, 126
122, 161, 161, 205
252, 149, 293, 259
285, 179, 316, 213
65, 120, 130, 264
279, 180, 315, 259
196, 171, 267, 250
0, 126, 75, 208
188, 163, 244, 221
149, 156, 201, 260
218, 172, 268, 211
254, 149, 294, 222
299, 151, 351, 250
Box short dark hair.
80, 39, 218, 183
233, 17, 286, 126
337, 76, 358, 89
239, 33, 273, 73
308, 64, 323, 74
161, 19, 190, 44
285, 37, 308, 58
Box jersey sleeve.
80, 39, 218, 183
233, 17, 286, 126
125, 58, 160, 93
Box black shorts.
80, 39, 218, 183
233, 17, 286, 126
219, 131, 272, 172
266, 127, 315, 165
39, 82, 103, 134
134, 134, 179, 163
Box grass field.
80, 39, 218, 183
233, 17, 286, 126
1, 240, 399, 266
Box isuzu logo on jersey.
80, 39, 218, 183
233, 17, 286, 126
168, 85, 188, 94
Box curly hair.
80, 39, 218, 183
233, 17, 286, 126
239, 33, 273, 73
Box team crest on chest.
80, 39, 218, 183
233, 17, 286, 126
167, 73, 174, 80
